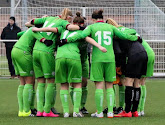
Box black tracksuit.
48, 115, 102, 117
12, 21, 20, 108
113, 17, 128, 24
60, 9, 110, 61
1, 23, 21, 76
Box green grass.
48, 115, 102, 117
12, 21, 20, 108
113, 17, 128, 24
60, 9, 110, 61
0, 79, 165, 125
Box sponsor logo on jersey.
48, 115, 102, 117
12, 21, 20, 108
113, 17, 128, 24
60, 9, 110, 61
113, 76, 116, 78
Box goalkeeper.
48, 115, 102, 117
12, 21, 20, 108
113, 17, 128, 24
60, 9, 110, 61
106, 18, 150, 117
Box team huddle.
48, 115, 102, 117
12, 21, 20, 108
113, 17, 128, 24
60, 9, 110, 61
11, 8, 155, 118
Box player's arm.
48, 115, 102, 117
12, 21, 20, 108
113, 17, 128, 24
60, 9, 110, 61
113, 26, 138, 41
67, 25, 91, 42
85, 37, 107, 53
32, 31, 53, 47
122, 28, 137, 35
32, 27, 58, 33
25, 17, 47, 27
32, 26, 63, 35
62, 20, 84, 31
17, 31, 26, 39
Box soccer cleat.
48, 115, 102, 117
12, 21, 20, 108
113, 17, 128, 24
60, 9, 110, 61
23, 110, 35, 117
18, 111, 23, 117
36, 111, 43, 117
73, 112, 84, 117
64, 113, 70, 118
91, 112, 104, 118
138, 112, 141, 116
103, 107, 108, 114
141, 111, 145, 116
80, 107, 89, 114
132, 111, 139, 117
31, 108, 37, 115
51, 107, 60, 115
113, 107, 118, 114
107, 112, 114, 118
118, 111, 132, 117
43, 111, 59, 117
116, 107, 123, 114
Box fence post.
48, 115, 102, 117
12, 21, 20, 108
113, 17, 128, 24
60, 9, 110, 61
82, 6, 86, 17
10, 0, 15, 16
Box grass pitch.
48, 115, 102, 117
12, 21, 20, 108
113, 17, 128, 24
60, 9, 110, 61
0, 78, 165, 125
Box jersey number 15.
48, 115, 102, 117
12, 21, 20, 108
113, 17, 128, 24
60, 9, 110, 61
95, 31, 112, 45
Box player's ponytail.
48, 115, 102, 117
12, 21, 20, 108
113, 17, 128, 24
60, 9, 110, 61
61, 8, 73, 20
106, 18, 120, 27
92, 9, 103, 19
73, 12, 84, 25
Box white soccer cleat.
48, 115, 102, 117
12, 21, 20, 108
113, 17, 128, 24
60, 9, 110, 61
141, 111, 145, 116
138, 112, 141, 116
73, 112, 84, 117
91, 112, 104, 118
107, 112, 113, 118
63, 112, 70, 118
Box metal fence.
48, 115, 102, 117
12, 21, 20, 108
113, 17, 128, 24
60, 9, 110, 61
0, 7, 165, 76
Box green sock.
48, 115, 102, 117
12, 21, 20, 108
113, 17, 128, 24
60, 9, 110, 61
141, 85, 146, 111
119, 85, 125, 108
73, 88, 82, 113
113, 85, 116, 108
51, 84, 56, 108
44, 83, 54, 113
17, 85, 24, 112
30, 90, 36, 109
106, 88, 114, 113
137, 86, 142, 112
60, 90, 69, 113
81, 87, 88, 109
95, 89, 104, 114
69, 86, 74, 105
23, 84, 33, 113
37, 83, 45, 112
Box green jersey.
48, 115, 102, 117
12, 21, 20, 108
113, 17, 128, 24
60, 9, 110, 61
56, 28, 83, 60
118, 26, 136, 35
33, 16, 70, 53
14, 27, 43, 53
17, 31, 26, 39
68, 22, 138, 63
118, 26, 154, 55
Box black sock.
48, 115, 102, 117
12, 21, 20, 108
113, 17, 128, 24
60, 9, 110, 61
125, 86, 134, 113
132, 88, 141, 112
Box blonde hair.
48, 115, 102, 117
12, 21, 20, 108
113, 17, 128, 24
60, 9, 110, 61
106, 18, 121, 28
61, 8, 73, 20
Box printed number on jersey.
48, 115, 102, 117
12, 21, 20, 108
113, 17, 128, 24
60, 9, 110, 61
41, 21, 55, 36
62, 30, 77, 39
95, 31, 112, 45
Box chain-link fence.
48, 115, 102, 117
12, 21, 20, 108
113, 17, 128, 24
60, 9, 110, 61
0, 7, 165, 76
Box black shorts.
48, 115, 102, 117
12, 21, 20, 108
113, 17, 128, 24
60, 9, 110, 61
125, 51, 148, 79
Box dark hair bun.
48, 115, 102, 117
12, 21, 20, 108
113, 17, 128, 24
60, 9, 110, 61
98, 9, 103, 15
76, 12, 81, 17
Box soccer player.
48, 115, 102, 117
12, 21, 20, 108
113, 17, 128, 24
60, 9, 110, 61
137, 36, 155, 116
65, 10, 141, 118
69, 12, 89, 114
27, 8, 85, 117
11, 27, 51, 117
32, 12, 107, 118
106, 18, 148, 117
